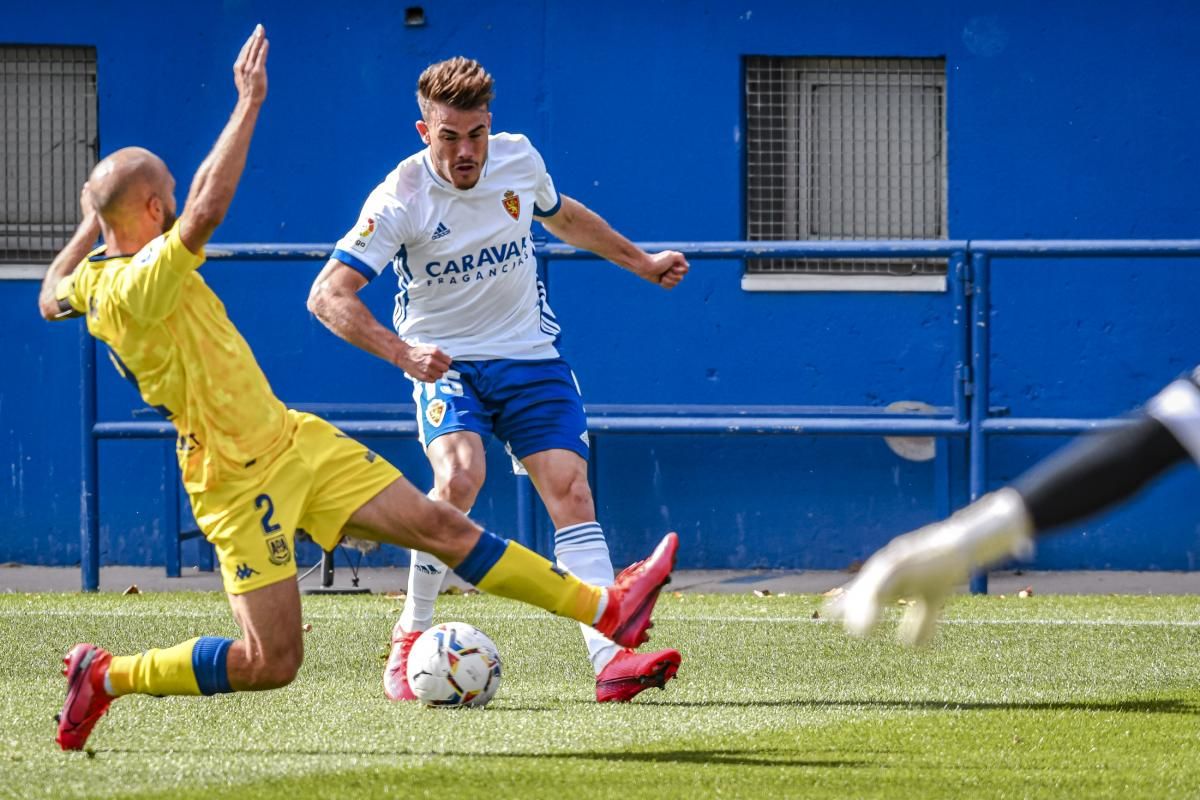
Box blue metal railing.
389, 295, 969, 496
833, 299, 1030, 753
77, 239, 1200, 592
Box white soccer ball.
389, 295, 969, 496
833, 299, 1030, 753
405, 622, 502, 708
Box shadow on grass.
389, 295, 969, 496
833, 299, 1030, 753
93, 746, 863, 769
653, 697, 1199, 714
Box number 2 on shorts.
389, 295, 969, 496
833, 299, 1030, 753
255, 493, 282, 534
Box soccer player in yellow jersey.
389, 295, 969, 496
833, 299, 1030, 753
38, 25, 677, 752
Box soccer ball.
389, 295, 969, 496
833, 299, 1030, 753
405, 622, 502, 708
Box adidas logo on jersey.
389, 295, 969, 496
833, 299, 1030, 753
431, 222, 452, 241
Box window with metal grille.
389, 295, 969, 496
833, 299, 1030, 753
744, 57, 947, 291
1, 46, 98, 273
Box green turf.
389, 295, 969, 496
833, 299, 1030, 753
2, 591, 1199, 799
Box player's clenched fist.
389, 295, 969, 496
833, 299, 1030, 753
233, 24, 269, 105
398, 344, 452, 383
638, 250, 689, 290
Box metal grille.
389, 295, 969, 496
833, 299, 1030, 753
745, 57, 946, 278
1, 46, 98, 265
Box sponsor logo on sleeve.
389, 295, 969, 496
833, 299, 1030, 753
502, 190, 520, 221
352, 217, 376, 252
134, 235, 164, 266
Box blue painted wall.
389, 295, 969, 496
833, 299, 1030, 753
3, 0, 1199, 573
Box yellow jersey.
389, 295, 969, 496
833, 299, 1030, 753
57, 223, 292, 492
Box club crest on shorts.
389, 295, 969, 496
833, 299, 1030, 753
502, 190, 520, 220
425, 398, 447, 427
266, 535, 291, 566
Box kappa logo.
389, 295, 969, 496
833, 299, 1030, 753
431, 221, 451, 241
235, 563, 260, 581
502, 190, 520, 220
425, 398, 447, 427
352, 217, 376, 252
266, 535, 291, 566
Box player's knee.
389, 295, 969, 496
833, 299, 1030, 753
550, 473, 594, 519
437, 469, 482, 509
242, 640, 303, 690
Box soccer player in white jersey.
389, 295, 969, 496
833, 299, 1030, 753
828, 367, 1200, 645
308, 57, 690, 702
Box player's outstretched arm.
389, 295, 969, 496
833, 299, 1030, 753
38, 183, 100, 321
539, 194, 689, 289
178, 24, 269, 254
307, 260, 451, 383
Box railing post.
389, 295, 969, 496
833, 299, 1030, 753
515, 475, 536, 550
165, 446, 181, 578
968, 250, 991, 595
80, 326, 99, 592
951, 250, 971, 425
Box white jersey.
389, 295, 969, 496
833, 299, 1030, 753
332, 133, 563, 361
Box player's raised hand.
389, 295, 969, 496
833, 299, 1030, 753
636, 250, 689, 290
398, 343, 452, 383
79, 181, 97, 221
233, 24, 269, 106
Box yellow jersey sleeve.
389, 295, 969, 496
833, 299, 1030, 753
53, 269, 86, 316
52, 246, 105, 318
110, 222, 206, 322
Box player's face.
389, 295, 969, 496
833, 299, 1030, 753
417, 103, 491, 190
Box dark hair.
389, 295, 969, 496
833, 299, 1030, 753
417, 57, 494, 118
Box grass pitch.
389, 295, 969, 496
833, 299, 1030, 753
2, 591, 1199, 799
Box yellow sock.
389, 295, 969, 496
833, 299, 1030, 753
457, 532, 602, 624
108, 636, 234, 696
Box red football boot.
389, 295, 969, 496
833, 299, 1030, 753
595, 532, 678, 649
383, 622, 421, 701
595, 647, 682, 703
55, 643, 115, 751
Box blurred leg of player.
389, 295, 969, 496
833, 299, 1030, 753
829, 369, 1200, 645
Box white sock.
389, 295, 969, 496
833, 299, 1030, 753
555, 522, 621, 674
397, 491, 466, 634
399, 549, 448, 633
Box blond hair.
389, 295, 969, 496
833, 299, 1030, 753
417, 57, 494, 119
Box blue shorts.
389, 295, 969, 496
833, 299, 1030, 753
410, 358, 590, 463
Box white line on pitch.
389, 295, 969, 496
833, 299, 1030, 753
1, 609, 1198, 627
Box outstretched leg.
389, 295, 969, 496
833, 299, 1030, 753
344, 473, 678, 649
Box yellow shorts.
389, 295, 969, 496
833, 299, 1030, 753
188, 410, 402, 594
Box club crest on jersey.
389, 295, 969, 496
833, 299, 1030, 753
425, 398, 447, 427
502, 190, 520, 221
353, 217, 376, 252
266, 535, 291, 566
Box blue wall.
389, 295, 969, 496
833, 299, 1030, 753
3, 0, 1199, 572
